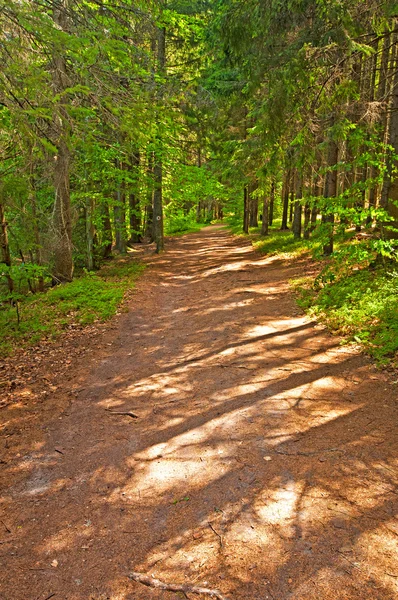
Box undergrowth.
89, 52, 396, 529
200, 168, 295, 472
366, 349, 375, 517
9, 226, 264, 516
228, 218, 398, 365
0, 260, 145, 358
292, 267, 398, 365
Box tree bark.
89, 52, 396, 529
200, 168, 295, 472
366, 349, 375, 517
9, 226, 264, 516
368, 30, 391, 224
0, 198, 13, 294
261, 190, 269, 236
114, 169, 127, 254
243, 185, 249, 233
153, 25, 166, 253
129, 151, 141, 244
323, 128, 339, 256
380, 26, 398, 234
249, 180, 258, 227
101, 201, 112, 259
269, 179, 275, 226
281, 168, 290, 230
292, 171, 302, 239
52, 1, 73, 282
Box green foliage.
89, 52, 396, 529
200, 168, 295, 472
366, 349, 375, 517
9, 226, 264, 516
0, 260, 145, 358
293, 267, 398, 364
253, 229, 318, 258
164, 208, 204, 235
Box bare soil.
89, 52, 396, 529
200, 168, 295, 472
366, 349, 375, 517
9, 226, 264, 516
1, 225, 398, 600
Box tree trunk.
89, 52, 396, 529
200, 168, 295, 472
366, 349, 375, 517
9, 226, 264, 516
269, 179, 275, 226
29, 168, 44, 292
114, 174, 127, 254
0, 199, 13, 294
129, 151, 141, 244
380, 27, 398, 234
261, 190, 269, 236
323, 128, 339, 256
368, 31, 391, 224
281, 169, 290, 230
243, 185, 249, 233
196, 145, 202, 223
52, 1, 73, 282
153, 25, 166, 253
292, 172, 302, 239
85, 197, 95, 270
303, 202, 311, 239
249, 180, 258, 227
145, 149, 154, 241
102, 201, 112, 259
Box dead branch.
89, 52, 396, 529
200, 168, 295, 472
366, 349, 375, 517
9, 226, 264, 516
106, 409, 138, 419
128, 571, 230, 600
208, 521, 223, 548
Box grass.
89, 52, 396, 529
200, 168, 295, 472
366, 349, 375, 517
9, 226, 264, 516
0, 259, 145, 358
226, 217, 320, 257
227, 217, 398, 366
166, 221, 208, 236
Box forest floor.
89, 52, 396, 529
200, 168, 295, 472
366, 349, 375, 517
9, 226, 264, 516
1, 224, 398, 600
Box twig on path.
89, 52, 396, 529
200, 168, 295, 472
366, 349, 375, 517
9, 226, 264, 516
106, 409, 138, 419
1, 520, 11, 534
128, 571, 230, 600
208, 522, 223, 548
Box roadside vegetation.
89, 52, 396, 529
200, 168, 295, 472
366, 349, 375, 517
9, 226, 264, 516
227, 216, 398, 366
0, 261, 145, 358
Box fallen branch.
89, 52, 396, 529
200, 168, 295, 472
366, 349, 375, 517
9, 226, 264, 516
106, 409, 138, 419
128, 571, 229, 600
208, 521, 223, 548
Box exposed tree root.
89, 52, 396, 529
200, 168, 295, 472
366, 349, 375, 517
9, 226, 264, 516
128, 571, 230, 600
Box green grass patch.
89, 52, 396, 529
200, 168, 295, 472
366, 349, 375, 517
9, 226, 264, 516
253, 229, 319, 258
166, 221, 207, 236
0, 259, 145, 358
226, 217, 320, 258
292, 267, 398, 364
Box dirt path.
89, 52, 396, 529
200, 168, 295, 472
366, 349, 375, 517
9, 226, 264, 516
1, 225, 398, 600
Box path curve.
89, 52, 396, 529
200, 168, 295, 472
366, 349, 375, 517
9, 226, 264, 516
2, 225, 398, 600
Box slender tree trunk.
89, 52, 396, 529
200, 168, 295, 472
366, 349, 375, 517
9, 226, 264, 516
0, 198, 13, 294
114, 172, 127, 254
261, 189, 269, 236
102, 201, 112, 259
323, 127, 339, 255
153, 25, 166, 253
380, 26, 398, 234
292, 171, 302, 239
145, 149, 154, 241
368, 31, 391, 224
249, 180, 258, 227
281, 168, 290, 230
196, 144, 202, 223
85, 198, 95, 270
129, 151, 141, 244
269, 179, 275, 226
303, 202, 311, 239
243, 185, 249, 233
52, 1, 73, 282
29, 167, 44, 292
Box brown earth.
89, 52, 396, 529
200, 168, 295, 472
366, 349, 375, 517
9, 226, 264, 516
1, 224, 398, 600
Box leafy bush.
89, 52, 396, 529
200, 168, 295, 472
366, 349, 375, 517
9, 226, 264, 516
164, 208, 204, 235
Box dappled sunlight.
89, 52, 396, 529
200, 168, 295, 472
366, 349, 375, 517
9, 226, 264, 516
3, 226, 397, 600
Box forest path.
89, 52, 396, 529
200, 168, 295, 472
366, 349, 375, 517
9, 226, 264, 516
2, 225, 398, 600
